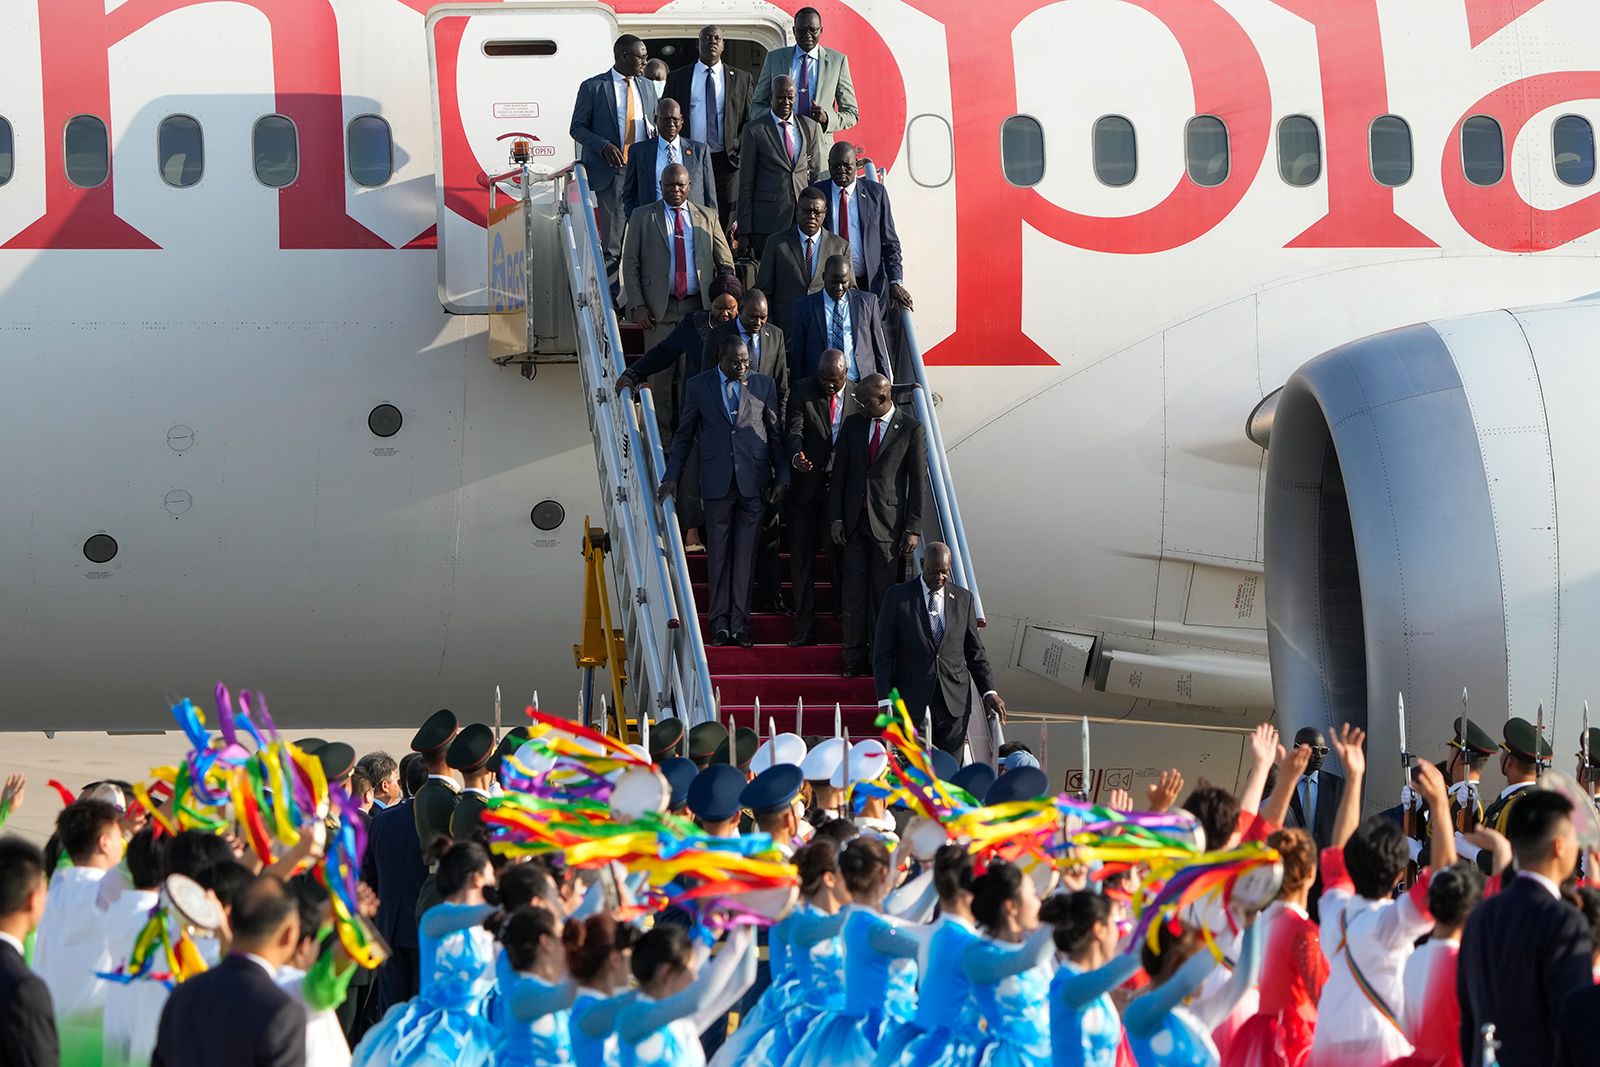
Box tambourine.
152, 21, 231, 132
904, 816, 948, 862
348, 914, 392, 968
1540, 768, 1600, 851
610, 766, 669, 822
163, 874, 224, 934
730, 884, 799, 923
513, 739, 558, 776
1229, 860, 1285, 913
1019, 852, 1060, 897
1165, 810, 1207, 855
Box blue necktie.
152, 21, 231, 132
830, 299, 845, 353
705, 68, 721, 150
725, 378, 740, 421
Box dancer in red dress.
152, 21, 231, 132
1389, 864, 1486, 1067
1224, 828, 1327, 1067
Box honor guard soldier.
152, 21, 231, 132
411, 709, 461, 850
1482, 716, 1551, 835
448, 724, 497, 841
688, 721, 729, 770
714, 727, 760, 776
1402, 716, 1496, 866
649, 717, 687, 762
1578, 727, 1600, 808
487, 727, 531, 793
661, 758, 699, 815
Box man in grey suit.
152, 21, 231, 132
737, 75, 824, 258
622, 99, 718, 219
751, 7, 858, 142
788, 255, 895, 382
756, 187, 848, 337
621, 163, 734, 425
661, 335, 789, 647
570, 35, 657, 280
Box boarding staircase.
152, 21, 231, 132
542, 159, 988, 740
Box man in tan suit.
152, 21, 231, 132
622, 161, 734, 424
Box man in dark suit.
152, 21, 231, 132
736, 75, 823, 258
785, 349, 857, 645
789, 255, 894, 381
661, 334, 789, 646
361, 769, 427, 1014
829, 373, 926, 674
756, 187, 847, 337
153, 875, 306, 1067
570, 35, 658, 279
704, 289, 790, 612
814, 142, 910, 307
621, 99, 717, 219
666, 25, 753, 234
1284, 726, 1345, 848
873, 542, 1007, 755
1459, 788, 1592, 1067
0, 837, 57, 1067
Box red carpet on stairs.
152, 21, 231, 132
682, 550, 881, 734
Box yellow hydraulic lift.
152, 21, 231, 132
572, 519, 638, 744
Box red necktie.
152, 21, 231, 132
869, 418, 882, 462
838, 186, 850, 243
828, 391, 839, 439
782, 120, 796, 164
805, 236, 815, 277
672, 208, 688, 300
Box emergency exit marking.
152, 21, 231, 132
493, 102, 540, 119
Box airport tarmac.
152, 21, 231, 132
0, 729, 417, 843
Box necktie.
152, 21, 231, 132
830, 298, 845, 353
798, 54, 813, 116
782, 120, 796, 165
725, 378, 740, 421
705, 67, 721, 150
622, 80, 636, 163
828, 391, 839, 438
805, 236, 815, 277
869, 418, 882, 462
838, 186, 850, 243
1300, 776, 1315, 828
929, 591, 944, 641
672, 208, 688, 300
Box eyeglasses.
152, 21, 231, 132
1300, 745, 1329, 756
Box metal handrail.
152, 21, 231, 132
559, 165, 717, 726
857, 160, 987, 624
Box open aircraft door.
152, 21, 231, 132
426, 3, 619, 333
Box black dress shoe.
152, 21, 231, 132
787, 633, 815, 647
843, 665, 868, 677
712, 629, 730, 646
735, 632, 754, 648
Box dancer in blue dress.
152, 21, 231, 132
878, 845, 987, 1067
964, 861, 1057, 1067
492, 905, 576, 1066
1123, 917, 1264, 1067
727, 839, 851, 1067
784, 838, 929, 1067
1044, 891, 1141, 1067
616, 923, 757, 1067
353, 839, 501, 1067
565, 913, 639, 1067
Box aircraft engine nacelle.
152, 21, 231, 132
1264, 302, 1600, 806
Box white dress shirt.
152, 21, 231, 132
1517, 869, 1561, 899
832, 179, 866, 280
662, 202, 699, 298
826, 290, 856, 378
610, 69, 646, 147
690, 61, 726, 150
653, 136, 683, 201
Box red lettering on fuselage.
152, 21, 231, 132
8, 0, 386, 250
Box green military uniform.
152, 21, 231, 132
446, 723, 495, 841
409, 708, 460, 923
1412, 716, 1495, 856
648, 717, 687, 762
688, 721, 729, 770
1477, 716, 1551, 875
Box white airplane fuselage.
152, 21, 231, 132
5, 0, 1600, 802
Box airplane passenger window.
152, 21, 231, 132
907, 114, 953, 188
64, 115, 109, 188
253, 115, 299, 188
1461, 115, 1504, 186
1185, 116, 1229, 187
158, 115, 204, 188
348, 115, 394, 188
1554, 115, 1595, 186
1369, 115, 1412, 187
1093, 116, 1136, 187
1277, 115, 1321, 186
1001, 115, 1045, 187
0, 117, 12, 186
